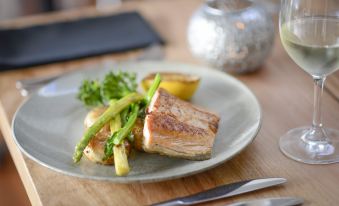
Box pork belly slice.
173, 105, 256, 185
143, 89, 220, 160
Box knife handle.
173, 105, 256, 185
152, 180, 251, 206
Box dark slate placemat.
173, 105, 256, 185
0, 12, 164, 71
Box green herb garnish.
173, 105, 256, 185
102, 71, 137, 101
77, 80, 103, 107
77, 71, 137, 107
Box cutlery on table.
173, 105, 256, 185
226, 197, 304, 206
152, 178, 286, 206
16, 44, 164, 96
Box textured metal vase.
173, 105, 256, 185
187, 0, 274, 73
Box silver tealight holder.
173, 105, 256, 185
187, 0, 274, 73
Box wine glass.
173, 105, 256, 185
279, 0, 339, 164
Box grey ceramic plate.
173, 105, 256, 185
12, 61, 261, 183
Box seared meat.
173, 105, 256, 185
132, 118, 144, 151
83, 107, 130, 165
143, 89, 219, 160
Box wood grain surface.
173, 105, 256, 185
0, 133, 30, 206
0, 1, 338, 205
327, 72, 339, 101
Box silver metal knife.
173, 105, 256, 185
151, 178, 286, 206
226, 197, 304, 206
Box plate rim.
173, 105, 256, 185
12, 60, 262, 183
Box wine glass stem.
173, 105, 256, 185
312, 76, 325, 128
308, 76, 327, 141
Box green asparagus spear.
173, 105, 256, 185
113, 145, 130, 176
145, 73, 161, 106
104, 104, 139, 159
110, 114, 121, 133
109, 103, 130, 176
73, 93, 143, 163
120, 108, 129, 127
113, 104, 139, 145
109, 100, 122, 133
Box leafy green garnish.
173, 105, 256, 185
77, 71, 137, 107
77, 80, 103, 107
102, 71, 137, 101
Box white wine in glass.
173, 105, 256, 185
279, 0, 339, 164
281, 17, 339, 77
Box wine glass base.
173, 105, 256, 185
279, 127, 339, 164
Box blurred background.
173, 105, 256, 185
0, 0, 280, 21
0, 0, 133, 20
0, 0, 92, 20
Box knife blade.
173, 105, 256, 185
226, 197, 304, 206
151, 178, 286, 206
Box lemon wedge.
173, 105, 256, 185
141, 72, 200, 100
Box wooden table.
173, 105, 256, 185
0, 1, 338, 205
